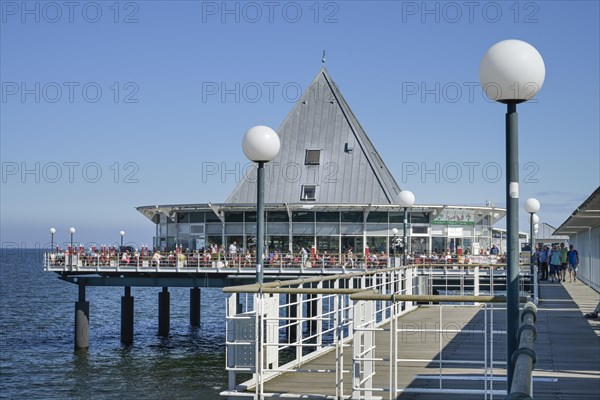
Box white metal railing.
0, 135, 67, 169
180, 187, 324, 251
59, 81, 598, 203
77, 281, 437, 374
222, 267, 417, 399
350, 292, 508, 399
221, 266, 536, 399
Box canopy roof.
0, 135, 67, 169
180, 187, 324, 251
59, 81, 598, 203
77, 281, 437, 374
554, 186, 600, 235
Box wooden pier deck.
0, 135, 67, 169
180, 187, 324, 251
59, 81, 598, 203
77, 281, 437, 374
259, 281, 600, 399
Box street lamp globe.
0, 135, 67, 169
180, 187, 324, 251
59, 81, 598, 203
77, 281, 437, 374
50, 227, 56, 234
398, 190, 415, 208
242, 125, 281, 162
392, 228, 399, 235
524, 198, 541, 214
479, 39, 546, 103
533, 223, 539, 231
532, 214, 540, 224
120, 230, 125, 237
69, 227, 76, 234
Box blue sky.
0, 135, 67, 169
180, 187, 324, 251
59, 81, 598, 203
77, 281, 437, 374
1, 0, 599, 247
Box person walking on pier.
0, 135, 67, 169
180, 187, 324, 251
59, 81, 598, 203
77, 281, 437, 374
228, 241, 238, 267
538, 245, 549, 280
549, 245, 562, 283
559, 243, 569, 282
300, 247, 308, 268
567, 244, 579, 282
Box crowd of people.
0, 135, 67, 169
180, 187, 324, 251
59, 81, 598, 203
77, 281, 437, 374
535, 243, 579, 283
49, 242, 512, 270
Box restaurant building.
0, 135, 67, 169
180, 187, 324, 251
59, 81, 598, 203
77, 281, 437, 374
137, 68, 506, 257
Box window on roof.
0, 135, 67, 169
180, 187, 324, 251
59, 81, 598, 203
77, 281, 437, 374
301, 185, 316, 201
305, 150, 321, 165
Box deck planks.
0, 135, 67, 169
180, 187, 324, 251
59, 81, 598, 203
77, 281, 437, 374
255, 280, 599, 399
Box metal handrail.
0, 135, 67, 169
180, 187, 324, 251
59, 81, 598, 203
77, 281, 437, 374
350, 292, 527, 303
506, 302, 538, 399
44, 250, 532, 272
222, 265, 538, 399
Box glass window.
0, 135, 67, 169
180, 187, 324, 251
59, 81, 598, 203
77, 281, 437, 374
266, 236, 289, 254
315, 224, 339, 235
267, 211, 288, 222
205, 223, 223, 234
410, 237, 429, 255
245, 212, 256, 222
412, 226, 429, 234
317, 236, 340, 253
366, 212, 387, 223
206, 212, 221, 222
206, 236, 222, 246
292, 211, 314, 222
366, 237, 388, 254
431, 237, 447, 255
292, 236, 314, 253
224, 212, 243, 222
292, 223, 314, 235
389, 212, 405, 223
190, 212, 205, 223
190, 225, 204, 234
305, 149, 321, 165
341, 211, 363, 223
177, 213, 190, 223
316, 212, 339, 223
341, 236, 363, 254
301, 185, 316, 201
410, 212, 429, 223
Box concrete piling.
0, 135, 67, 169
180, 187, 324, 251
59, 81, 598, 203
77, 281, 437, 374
190, 288, 201, 327
158, 287, 170, 337
74, 285, 89, 351
121, 287, 134, 345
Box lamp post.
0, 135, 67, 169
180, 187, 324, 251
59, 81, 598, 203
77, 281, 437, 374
524, 198, 540, 268
120, 230, 125, 248
242, 125, 281, 284
50, 228, 56, 253
398, 190, 415, 266
392, 228, 399, 267
480, 39, 545, 390
69, 227, 76, 269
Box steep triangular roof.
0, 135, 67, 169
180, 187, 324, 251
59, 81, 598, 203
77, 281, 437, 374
226, 68, 401, 204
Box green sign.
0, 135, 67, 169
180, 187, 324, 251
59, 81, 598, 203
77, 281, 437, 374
431, 209, 475, 225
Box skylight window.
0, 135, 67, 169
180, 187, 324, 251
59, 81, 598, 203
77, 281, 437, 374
301, 185, 316, 201
305, 150, 321, 165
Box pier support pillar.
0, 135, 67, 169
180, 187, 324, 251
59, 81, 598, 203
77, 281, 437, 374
190, 288, 201, 327
74, 284, 89, 351
121, 287, 134, 345
158, 287, 170, 337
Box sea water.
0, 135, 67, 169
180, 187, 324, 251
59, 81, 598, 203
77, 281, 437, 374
0, 249, 228, 400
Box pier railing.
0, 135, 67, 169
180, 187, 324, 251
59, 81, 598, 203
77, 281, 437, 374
220, 266, 536, 399
506, 302, 538, 400
44, 251, 533, 279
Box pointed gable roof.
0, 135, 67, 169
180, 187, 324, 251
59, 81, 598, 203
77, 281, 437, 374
226, 68, 401, 205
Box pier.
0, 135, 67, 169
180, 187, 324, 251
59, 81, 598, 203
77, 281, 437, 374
44, 252, 528, 349
220, 265, 599, 399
